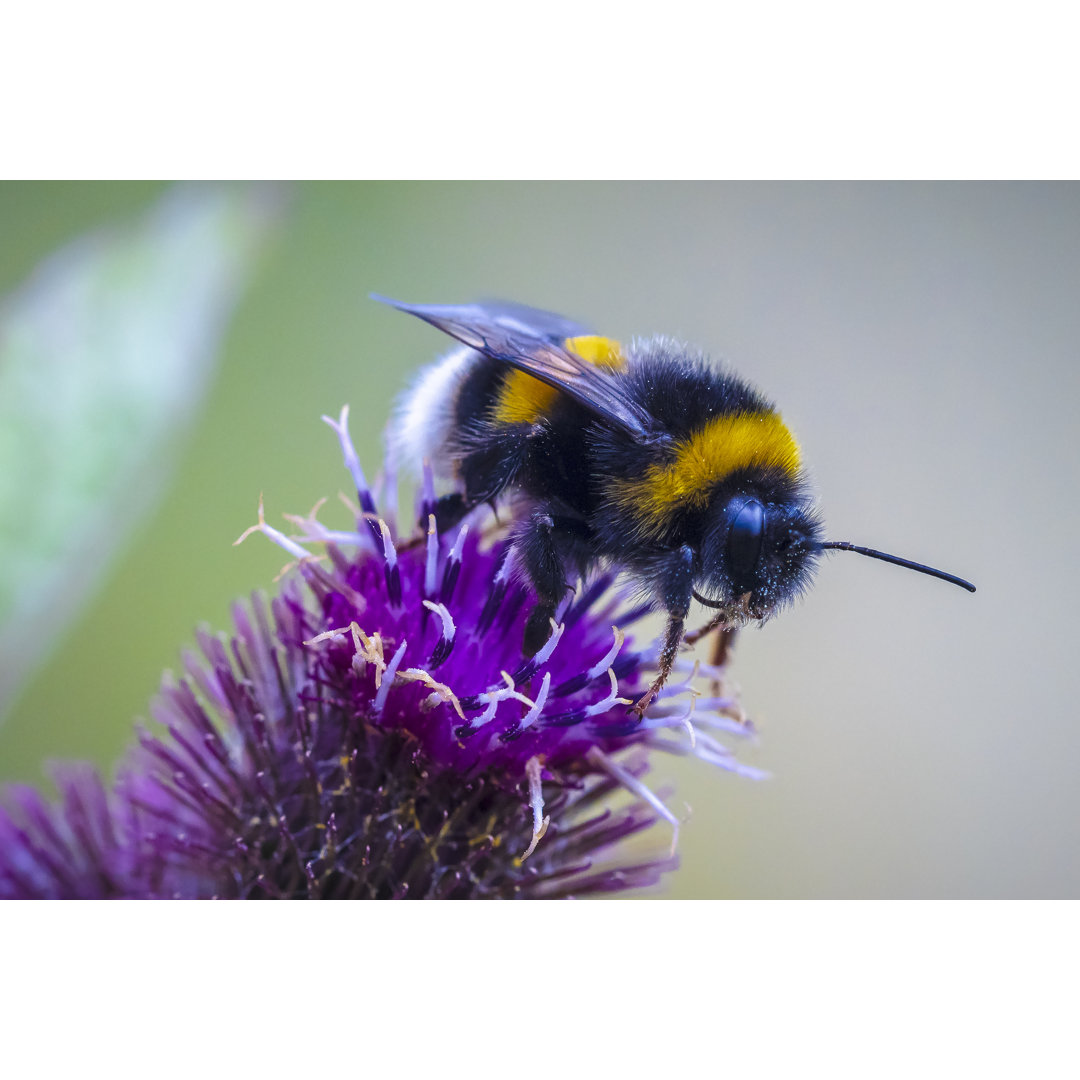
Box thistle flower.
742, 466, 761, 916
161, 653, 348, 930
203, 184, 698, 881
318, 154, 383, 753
0, 408, 763, 899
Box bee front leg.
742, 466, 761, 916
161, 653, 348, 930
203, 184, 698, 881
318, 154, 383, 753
631, 614, 685, 718
632, 544, 695, 718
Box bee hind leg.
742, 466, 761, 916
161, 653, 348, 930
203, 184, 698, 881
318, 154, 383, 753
631, 544, 695, 718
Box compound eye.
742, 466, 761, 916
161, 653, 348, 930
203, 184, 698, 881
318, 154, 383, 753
727, 499, 765, 582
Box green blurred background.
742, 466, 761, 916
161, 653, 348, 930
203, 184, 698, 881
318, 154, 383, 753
1, 181, 1077, 898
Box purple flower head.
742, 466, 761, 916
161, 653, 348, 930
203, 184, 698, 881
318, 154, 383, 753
1, 407, 764, 899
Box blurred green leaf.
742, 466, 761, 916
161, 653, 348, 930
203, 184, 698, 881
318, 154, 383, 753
0, 183, 283, 717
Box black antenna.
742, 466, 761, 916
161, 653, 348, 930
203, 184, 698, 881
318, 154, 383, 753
820, 542, 976, 593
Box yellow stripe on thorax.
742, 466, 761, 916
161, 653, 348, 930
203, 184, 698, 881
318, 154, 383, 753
492, 335, 625, 426
612, 411, 802, 535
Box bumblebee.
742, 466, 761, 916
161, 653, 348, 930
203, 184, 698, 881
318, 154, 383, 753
378, 295, 975, 714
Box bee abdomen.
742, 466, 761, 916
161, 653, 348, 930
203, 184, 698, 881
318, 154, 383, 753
390, 344, 480, 479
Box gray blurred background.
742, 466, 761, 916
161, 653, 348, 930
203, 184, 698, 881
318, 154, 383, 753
1, 181, 1076, 898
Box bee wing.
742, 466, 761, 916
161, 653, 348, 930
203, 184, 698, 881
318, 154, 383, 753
373, 295, 656, 439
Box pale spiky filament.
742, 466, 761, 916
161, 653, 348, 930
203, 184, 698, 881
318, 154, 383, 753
458, 672, 543, 733
304, 625, 353, 647
421, 460, 436, 506
520, 756, 550, 861
532, 620, 565, 666
519, 673, 552, 730
304, 621, 387, 684
421, 600, 456, 667
424, 514, 439, 596
351, 623, 387, 685
321, 405, 373, 510
337, 490, 361, 517
448, 522, 470, 563
234, 494, 311, 562
281, 496, 371, 550
585, 626, 626, 681
396, 668, 465, 720
642, 728, 770, 781
584, 669, 632, 717
378, 519, 397, 567
373, 641, 407, 715
586, 746, 681, 856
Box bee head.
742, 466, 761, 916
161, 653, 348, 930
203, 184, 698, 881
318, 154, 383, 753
698, 489, 823, 622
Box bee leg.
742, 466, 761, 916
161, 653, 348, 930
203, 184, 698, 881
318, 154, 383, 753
518, 509, 568, 657
682, 616, 739, 697
683, 612, 726, 647
631, 544, 695, 717
632, 614, 686, 718
709, 625, 739, 669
